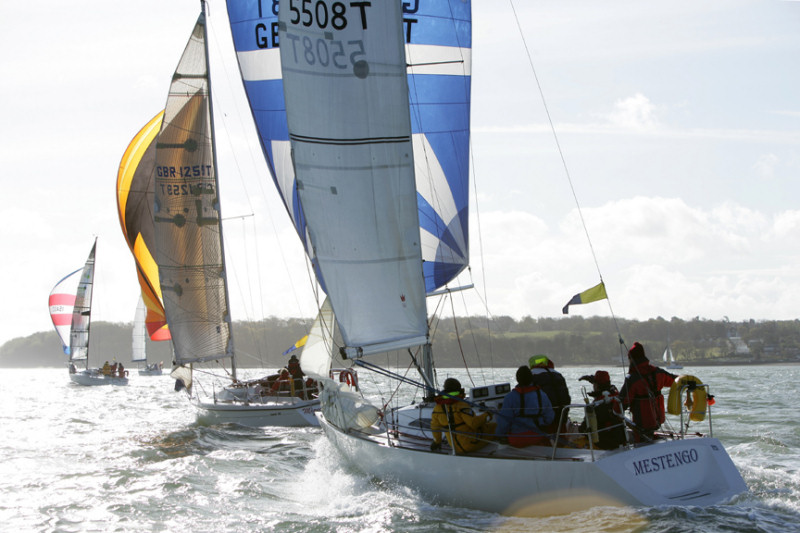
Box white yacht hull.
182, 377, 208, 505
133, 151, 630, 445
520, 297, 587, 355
317, 413, 747, 516
195, 398, 320, 427
69, 370, 129, 386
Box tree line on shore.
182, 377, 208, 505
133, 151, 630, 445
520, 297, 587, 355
3, 315, 799, 369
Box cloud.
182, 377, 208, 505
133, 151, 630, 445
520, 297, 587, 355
605, 94, 661, 132
753, 154, 779, 181
463, 198, 800, 322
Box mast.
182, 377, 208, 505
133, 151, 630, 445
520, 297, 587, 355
421, 343, 435, 400
84, 238, 96, 371
200, 0, 236, 380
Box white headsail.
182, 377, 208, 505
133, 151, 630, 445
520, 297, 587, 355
278, 1, 428, 357
132, 296, 147, 363
69, 239, 97, 364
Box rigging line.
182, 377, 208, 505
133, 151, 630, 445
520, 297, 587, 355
206, 12, 306, 319
223, 217, 265, 361
448, 294, 476, 387
508, 1, 625, 335
460, 266, 494, 382
206, 23, 270, 325
468, 140, 496, 381
354, 360, 426, 390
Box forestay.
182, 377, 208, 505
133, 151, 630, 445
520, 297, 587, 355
278, 1, 427, 356
152, 13, 234, 365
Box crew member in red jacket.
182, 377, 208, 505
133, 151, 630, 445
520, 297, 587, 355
619, 342, 676, 442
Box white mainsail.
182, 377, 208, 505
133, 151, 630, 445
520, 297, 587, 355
131, 296, 147, 364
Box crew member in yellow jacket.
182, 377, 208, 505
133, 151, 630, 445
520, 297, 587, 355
430, 378, 496, 454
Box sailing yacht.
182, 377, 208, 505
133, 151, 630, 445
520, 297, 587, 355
227, 0, 746, 514
130, 296, 163, 375
664, 344, 684, 370
49, 239, 128, 386
143, 4, 350, 427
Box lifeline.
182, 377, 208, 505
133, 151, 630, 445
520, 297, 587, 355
631, 449, 699, 476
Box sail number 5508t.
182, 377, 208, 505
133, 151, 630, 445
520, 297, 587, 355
285, 0, 371, 31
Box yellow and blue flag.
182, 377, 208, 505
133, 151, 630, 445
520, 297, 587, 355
282, 335, 308, 356
562, 282, 607, 314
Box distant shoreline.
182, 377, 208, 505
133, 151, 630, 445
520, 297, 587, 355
6, 360, 800, 370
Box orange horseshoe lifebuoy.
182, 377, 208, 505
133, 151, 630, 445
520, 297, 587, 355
339, 369, 356, 388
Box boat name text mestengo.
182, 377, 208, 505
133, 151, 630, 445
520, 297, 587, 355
631, 448, 699, 476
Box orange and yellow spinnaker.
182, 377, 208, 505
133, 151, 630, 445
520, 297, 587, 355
117, 111, 171, 341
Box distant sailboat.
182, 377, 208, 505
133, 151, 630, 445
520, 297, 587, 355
131, 296, 162, 375
664, 343, 683, 370
117, 111, 172, 343
49, 239, 128, 386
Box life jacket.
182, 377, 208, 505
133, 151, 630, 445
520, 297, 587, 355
592, 393, 626, 449
512, 385, 545, 426
623, 362, 673, 431
530, 368, 571, 429
431, 396, 491, 454
507, 385, 550, 447
271, 370, 291, 392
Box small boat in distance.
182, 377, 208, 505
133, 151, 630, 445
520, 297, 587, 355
131, 296, 163, 375
49, 238, 128, 386
664, 343, 684, 370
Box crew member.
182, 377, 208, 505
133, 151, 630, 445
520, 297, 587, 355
578, 370, 626, 449
529, 355, 572, 434
430, 378, 496, 454
495, 366, 554, 447
619, 342, 676, 442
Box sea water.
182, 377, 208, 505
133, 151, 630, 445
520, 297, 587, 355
1, 365, 798, 532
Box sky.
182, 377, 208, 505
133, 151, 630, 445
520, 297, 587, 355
1, 0, 799, 347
